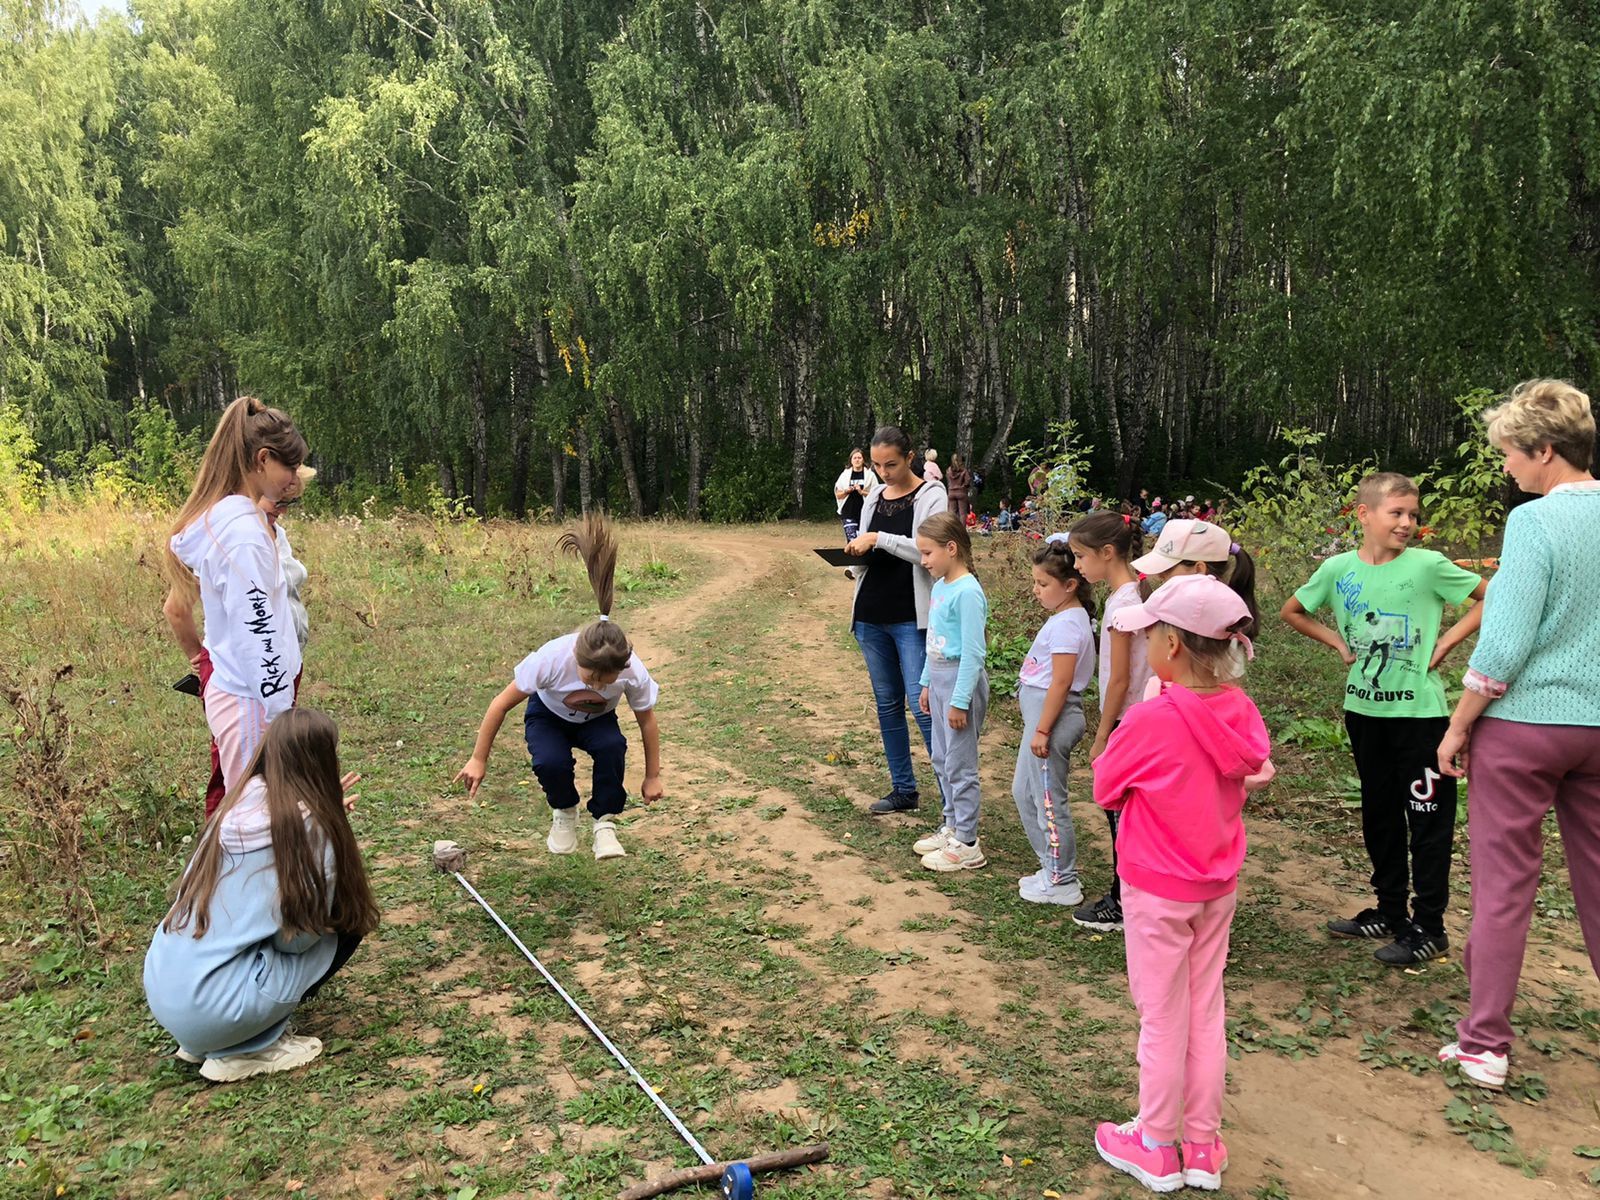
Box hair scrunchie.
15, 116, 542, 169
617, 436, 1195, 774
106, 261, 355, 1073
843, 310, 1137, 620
1229, 542, 1241, 555
597, 614, 610, 623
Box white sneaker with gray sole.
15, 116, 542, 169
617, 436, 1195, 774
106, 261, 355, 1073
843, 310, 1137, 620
592, 820, 626, 860
547, 808, 579, 854
200, 1033, 322, 1083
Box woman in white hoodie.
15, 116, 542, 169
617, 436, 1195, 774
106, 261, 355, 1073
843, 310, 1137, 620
165, 397, 308, 797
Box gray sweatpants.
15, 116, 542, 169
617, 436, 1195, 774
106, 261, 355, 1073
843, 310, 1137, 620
1012, 686, 1086, 887
927, 657, 989, 845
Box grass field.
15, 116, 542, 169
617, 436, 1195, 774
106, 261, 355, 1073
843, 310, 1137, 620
2, 510, 1598, 1200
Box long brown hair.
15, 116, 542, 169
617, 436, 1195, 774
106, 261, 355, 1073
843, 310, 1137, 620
165, 397, 307, 604
1033, 539, 1097, 621
917, 512, 976, 575
558, 513, 633, 673
1068, 509, 1144, 561
165, 709, 379, 940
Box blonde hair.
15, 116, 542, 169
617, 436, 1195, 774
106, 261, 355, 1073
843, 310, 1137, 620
1484, 378, 1596, 470
1152, 620, 1249, 684
558, 513, 633, 673
165, 709, 378, 940
917, 512, 975, 575
1356, 471, 1419, 508
165, 397, 307, 604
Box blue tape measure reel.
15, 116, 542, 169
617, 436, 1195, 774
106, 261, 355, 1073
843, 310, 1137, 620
720, 1162, 755, 1200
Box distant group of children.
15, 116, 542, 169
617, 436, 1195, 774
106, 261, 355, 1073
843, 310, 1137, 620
150, 403, 1493, 1196
872, 442, 1485, 1192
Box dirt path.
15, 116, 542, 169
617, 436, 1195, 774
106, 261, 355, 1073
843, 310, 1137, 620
621, 524, 1600, 1200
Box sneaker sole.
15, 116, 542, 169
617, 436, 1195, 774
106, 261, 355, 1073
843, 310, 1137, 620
1021, 888, 1085, 907
200, 1041, 322, 1082
1095, 1143, 1183, 1193
1073, 917, 1124, 932
1183, 1167, 1225, 1190
923, 854, 987, 872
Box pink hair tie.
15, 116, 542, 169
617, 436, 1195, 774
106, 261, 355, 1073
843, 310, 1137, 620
1231, 631, 1256, 660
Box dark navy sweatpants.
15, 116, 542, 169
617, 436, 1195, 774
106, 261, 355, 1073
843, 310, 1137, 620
523, 694, 628, 817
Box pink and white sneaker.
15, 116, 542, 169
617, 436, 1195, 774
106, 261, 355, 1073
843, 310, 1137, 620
1094, 1120, 1183, 1193
1438, 1041, 1508, 1090
1181, 1137, 1229, 1190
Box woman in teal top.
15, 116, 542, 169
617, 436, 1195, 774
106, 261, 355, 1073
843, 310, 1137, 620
1436, 379, 1600, 1092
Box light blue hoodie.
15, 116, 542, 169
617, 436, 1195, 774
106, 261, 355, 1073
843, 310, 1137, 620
144, 780, 338, 1057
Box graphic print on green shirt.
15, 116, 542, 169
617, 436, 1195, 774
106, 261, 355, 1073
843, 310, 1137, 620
1293, 548, 1480, 718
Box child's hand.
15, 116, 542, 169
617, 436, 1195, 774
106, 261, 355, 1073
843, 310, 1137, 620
1339, 646, 1357, 666
453, 757, 486, 798
340, 771, 361, 813
641, 774, 665, 803
1089, 729, 1109, 762
919, 687, 931, 715
947, 706, 968, 731
1030, 729, 1050, 759
1428, 642, 1454, 670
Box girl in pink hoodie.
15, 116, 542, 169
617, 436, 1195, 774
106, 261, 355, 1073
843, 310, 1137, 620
1089, 574, 1271, 1193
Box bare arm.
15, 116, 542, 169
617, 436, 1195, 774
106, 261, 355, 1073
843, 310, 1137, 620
1280, 595, 1356, 664
1090, 635, 1132, 760
1431, 580, 1488, 669
635, 707, 664, 801
453, 683, 529, 797
163, 589, 205, 664
1030, 653, 1079, 759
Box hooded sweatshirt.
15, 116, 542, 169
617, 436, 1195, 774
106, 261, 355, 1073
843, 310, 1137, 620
1093, 683, 1270, 901
171, 495, 301, 718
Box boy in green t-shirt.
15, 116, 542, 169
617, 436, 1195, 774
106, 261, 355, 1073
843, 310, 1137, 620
1281, 473, 1487, 966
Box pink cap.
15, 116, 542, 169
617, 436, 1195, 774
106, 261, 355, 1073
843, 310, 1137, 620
1133, 519, 1233, 574
1109, 573, 1254, 658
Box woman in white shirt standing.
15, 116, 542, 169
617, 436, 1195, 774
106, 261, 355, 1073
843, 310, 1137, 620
833, 448, 879, 542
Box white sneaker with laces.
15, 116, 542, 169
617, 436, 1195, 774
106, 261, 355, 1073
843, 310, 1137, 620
592, 820, 626, 860
175, 1047, 202, 1064
547, 808, 579, 855
1438, 1041, 1508, 1090
1021, 879, 1085, 907
913, 825, 954, 855
200, 1033, 322, 1082
922, 837, 986, 872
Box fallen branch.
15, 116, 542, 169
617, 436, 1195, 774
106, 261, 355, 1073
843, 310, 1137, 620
616, 1143, 830, 1200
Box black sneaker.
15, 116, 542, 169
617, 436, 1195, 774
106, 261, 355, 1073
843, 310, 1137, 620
1073, 893, 1124, 932
1326, 908, 1394, 940
1375, 926, 1449, 966
868, 789, 920, 815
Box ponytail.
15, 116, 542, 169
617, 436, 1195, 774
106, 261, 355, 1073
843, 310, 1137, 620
559, 513, 633, 673
165, 397, 307, 602
1068, 510, 1144, 562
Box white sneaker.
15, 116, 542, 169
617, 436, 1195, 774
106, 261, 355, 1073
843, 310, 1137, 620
913, 825, 955, 855
922, 837, 987, 872
1438, 1042, 1508, 1090
592, 820, 626, 860
1018, 869, 1049, 891
547, 808, 579, 854
200, 1033, 322, 1082
175, 1047, 202, 1064
1021, 880, 1085, 907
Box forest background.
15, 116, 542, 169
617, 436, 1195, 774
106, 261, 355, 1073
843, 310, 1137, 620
3, 0, 1599, 523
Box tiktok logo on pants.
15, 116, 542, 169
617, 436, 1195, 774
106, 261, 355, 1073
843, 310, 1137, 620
1410, 767, 1442, 813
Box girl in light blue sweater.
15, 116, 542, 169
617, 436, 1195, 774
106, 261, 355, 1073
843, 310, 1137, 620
145, 709, 377, 1082
912, 513, 990, 871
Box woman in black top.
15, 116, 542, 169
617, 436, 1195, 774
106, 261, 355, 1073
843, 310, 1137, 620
845, 427, 949, 814
833, 448, 878, 542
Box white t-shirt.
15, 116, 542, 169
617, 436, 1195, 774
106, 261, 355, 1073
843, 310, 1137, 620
1018, 607, 1096, 693
512, 632, 659, 724
1098, 582, 1155, 723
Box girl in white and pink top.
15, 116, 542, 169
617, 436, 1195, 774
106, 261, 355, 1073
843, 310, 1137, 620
1091, 574, 1270, 1193
1068, 510, 1155, 932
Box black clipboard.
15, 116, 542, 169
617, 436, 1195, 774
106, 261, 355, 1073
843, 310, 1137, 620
813, 547, 856, 567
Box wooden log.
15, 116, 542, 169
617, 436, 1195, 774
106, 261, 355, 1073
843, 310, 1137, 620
616, 1143, 830, 1200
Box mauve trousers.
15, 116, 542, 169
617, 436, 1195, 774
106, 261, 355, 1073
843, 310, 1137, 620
1458, 717, 1600, 1056
1123, 881, 1236, 1145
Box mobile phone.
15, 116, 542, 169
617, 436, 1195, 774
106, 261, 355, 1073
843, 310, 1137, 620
173, 673, 202, 697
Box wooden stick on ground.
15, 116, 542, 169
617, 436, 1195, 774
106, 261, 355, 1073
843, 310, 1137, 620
616, 1143, 831, 1200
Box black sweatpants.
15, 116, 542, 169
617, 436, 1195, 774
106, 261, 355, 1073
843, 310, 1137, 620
1344, 712, 1456, 936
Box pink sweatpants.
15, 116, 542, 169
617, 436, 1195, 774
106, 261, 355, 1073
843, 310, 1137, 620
1123, 881, 1237, 1144
1458, 717, 1600, 1056
203, 688, 269, 798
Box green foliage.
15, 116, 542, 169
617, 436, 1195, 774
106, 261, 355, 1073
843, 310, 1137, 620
1226, 429, 1372, 589
0, 403, 46, 524
1417, 389, 1511, 552
1010, 421, 1098, 532
702, 443, 791, 524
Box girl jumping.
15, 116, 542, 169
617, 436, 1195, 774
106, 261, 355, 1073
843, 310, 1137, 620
1091, 574, 1270, 1193
910, 513, 990, 871
145, 709, 376, 1082
455, 515, 664, 860
1013, 536, 1097, 905
1068, 511, 1154, 931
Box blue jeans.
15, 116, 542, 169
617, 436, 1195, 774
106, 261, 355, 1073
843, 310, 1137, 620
853, 620, 936, 796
